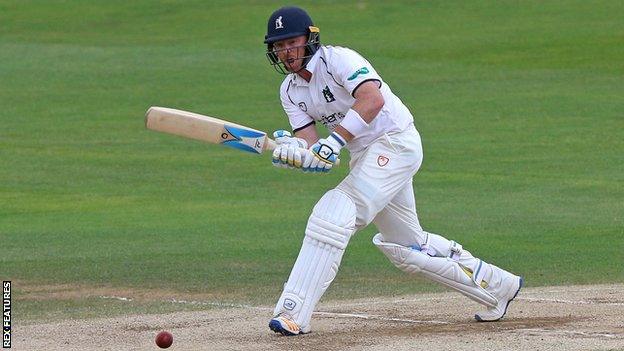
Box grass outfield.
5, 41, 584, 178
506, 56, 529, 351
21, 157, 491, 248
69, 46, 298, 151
1, 1, 622, 321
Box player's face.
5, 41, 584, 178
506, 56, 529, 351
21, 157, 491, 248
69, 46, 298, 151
273, 35, 308, 72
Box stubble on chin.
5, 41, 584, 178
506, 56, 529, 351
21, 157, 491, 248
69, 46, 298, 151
286, 59, 303, 73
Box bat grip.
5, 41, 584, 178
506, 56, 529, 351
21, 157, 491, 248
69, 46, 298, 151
266, 138, 341, 167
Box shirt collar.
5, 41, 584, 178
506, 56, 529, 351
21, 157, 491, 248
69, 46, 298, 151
305, 49, 321, 72
289, 50, 321, 86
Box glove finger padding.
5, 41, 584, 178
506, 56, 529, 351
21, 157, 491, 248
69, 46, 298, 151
271, 146, 289, 169
272, 145, 303, 169
292, 148, 302, 168
272, 147, 284, 168
280, 146, 294, 168
302, 152, 332, 173
286, 146, 296, 167
317, 158, 333, 172
301, 149, 313, 170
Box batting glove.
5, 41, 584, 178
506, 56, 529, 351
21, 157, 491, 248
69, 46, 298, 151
272, 130, 308, 169
305, 132, 345, 173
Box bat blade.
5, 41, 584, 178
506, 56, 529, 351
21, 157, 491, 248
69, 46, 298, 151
145, 106, 276, 154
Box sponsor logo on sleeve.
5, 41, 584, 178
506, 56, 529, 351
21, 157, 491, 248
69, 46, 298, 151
347, 67, 370, 81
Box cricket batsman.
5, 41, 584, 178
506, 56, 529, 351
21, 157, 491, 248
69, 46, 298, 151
264, 6, 523, 336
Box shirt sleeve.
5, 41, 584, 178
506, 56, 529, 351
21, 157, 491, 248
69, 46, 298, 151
279, 79, 315, 132
327, 47, 383, 97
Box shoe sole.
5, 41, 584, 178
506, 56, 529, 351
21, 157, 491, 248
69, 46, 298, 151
475, 276, 524, 322
269, 319, 298, 336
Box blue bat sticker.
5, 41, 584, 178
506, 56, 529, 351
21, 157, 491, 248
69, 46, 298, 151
221, 126, 265, 154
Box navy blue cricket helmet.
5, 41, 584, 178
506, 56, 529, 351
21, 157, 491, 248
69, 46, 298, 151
264, 6, 320, 74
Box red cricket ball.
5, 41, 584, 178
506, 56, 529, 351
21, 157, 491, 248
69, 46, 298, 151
155, 331, 173, 349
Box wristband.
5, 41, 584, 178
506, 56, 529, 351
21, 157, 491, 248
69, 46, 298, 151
339, 109, 369, 137
329, 132, 347, 147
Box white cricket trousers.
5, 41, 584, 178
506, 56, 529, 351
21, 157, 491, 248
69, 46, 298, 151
337, 124, 428, 246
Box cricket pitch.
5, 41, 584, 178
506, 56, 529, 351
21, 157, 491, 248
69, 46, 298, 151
15, 284, 624, 350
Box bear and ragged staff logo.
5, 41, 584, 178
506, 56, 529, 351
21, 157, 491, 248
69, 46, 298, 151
275, 16, 284, 29
322, 85, 336, 103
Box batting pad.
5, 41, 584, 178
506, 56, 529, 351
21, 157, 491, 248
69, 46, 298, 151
373, 233, 499, 308
273, 190, 356, 332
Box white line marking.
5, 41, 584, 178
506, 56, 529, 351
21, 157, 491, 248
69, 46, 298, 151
314, 311, 449, 325
97, 295, 449, 324
517, 297, 624, 306
521, 286, 621, 294
324, 296, 445, 308
513, 328, 623, 339
167, 298, 268, 310
100, 295, 133, 302
329, 286, 624, 309
98, 295, 270, 310
99, 284, 624, 319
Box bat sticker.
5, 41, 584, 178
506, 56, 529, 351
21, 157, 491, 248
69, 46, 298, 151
221, 126, 266, 154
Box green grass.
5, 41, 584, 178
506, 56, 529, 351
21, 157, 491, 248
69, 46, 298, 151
1, 0, 623, 322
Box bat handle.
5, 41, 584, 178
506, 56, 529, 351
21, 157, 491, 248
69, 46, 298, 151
265, 138, 341, 167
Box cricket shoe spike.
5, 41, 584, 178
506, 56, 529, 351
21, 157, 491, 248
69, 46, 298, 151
269, 315, 304, 336
475, 275, 523, 322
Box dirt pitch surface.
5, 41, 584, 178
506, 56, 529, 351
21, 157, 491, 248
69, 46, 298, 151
15, 284, 624, 350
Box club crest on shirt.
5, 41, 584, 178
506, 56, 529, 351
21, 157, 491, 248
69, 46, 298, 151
298, 102, 307, 112
377, 155, 389, 167
322, 85, 336, 103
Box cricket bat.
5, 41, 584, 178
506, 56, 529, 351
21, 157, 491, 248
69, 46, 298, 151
145, 106, 277, 155
145, 107, 340, 165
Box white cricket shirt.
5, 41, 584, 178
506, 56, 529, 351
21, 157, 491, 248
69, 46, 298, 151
279, 45, 415, 152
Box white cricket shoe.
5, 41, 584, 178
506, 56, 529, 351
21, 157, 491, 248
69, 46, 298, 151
475, 275, 523, 322
269, 315, 304, 336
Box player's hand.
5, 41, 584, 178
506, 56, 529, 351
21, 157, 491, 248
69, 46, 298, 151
272, 130, 308, 169
273, 130, 306, 148
305, 133, 345, 173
